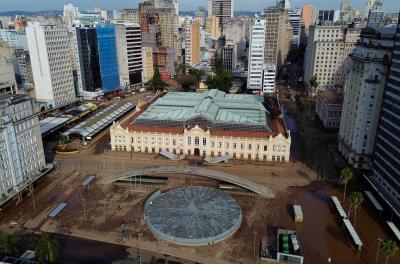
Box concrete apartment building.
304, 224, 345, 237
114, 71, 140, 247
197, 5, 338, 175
315, 90, 343, 129
110, 90, 291, 162
289, 9, 302, 48
120, 9, 140, 23
262, 63, 276, 94
372, 19, 400, 215
0, 42, 18, 95
183, 20, 201, 66
205, 16, 221, 39
142, 46, 154, 83
26, 22, 76, 109
338, 26, 396, 169
208, 0, 234, 33
301, 4, 315, 30
303, 24, 361, 94
0, 29, 28, 50
115, 22, 143, 86
262, 7, 292, 73
0, 94, 46, 205
247, 19, 266, 94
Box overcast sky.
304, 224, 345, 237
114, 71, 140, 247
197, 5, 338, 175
0, 0, 398, 12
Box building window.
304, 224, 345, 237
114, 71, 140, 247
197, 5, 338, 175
202, 138, 207, 146
248, 144, 252, 150
188, 137, 191, 145
264, 145, 267, 151
233, 143, 237, 149
248, 154, 252, 160
173, 139, 176, 146
218, 142, 222, 148
195, 137, 199, 146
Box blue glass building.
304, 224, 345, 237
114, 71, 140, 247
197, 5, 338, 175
96, 24, 120, 93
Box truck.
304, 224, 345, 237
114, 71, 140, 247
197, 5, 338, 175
139, 88, 146, 93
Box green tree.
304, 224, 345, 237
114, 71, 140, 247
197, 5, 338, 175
149, 68, 167, 91
340, 167, 353, 200
180, 74, 198, 91
35, 235, 60, 263
381, 239, 399, 264
207, 71, 233, 93
188, 67, 205, 80
348, 192, 364, 224
210, 51, 224, 73
309, 75, 319, 92
0, 233, 17, 256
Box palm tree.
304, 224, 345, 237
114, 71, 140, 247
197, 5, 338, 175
381, 239, 399, 264
34, 235, 60, 263
340, 167, 353, 200
348, 192, 364, 224
0, 233, 17, 255
309, 75, 319, 93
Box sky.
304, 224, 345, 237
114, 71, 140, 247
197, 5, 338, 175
0, 0, 398, 12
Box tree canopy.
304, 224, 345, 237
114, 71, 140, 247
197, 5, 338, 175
35, 235, 60, 263
149, 68, 167, 91
207, 51, 233, 92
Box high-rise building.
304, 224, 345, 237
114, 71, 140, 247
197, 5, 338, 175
120, 9, 140, 23
364, 0, 383, 19
303, 24, 361, 93
318, 10, 340, 23
26, 22, 76, 108
63, 3, 79, 29
195, 7, 207, 27
372, 19, 400, 214
115, 22, 143, 86
205, 15, 221, 39
0, 29, 28, 50
96, 24, 120, 93
208, 0, 234, 33
368, 9, 385, 28
183, 21, 201, 66
262, 7, 292, 72
262, 63, 276, 94
0, 41, 18, 95
301, 4, 314, 30
277, 0, 291, 10
289, 9, 302, 48
338, 25, 396, 169
247, 19, 266, 94
13, 49, 34, 93
73, 25, 101, 95
142, 46, 154, 83
222, 44, 236, 71
0, 94, 46, 205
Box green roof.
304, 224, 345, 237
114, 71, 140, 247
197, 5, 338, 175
133, 90, 271, 130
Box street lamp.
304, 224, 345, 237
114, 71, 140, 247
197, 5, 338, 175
137, 232, 143, 264
375, 237, 383, 263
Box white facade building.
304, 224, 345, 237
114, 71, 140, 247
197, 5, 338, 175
288, 9, 302, 48
0, 94, 46, 205
115, 22, 143, 86
0, 29, 28, 50
0, 42, 18, 95
110, 90, 291, 162
26, 22, 76, 109
338, 26, 396, 169
247, 19, 266, 94
303, 24, 361, 94
262, 64, 276, 94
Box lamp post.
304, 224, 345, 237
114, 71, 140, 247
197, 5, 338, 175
375, 237, 383, 263
137, 232, 143, 263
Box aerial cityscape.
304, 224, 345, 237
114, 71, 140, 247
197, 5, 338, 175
0, 0, 399, 263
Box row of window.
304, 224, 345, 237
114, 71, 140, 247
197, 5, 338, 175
113, 146, 287, 162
